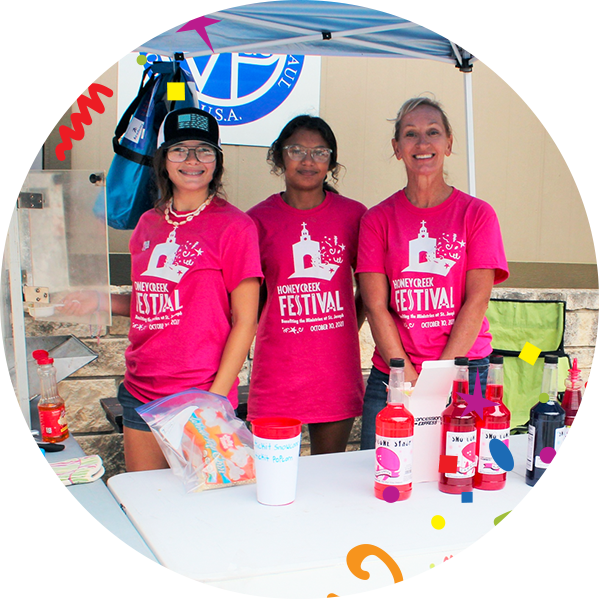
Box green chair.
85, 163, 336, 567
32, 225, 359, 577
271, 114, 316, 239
485, 299, 571, 432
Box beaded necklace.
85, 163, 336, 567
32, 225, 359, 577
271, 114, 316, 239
164, 195, 213, 243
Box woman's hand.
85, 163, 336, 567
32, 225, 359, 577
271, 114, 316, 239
56, 290, 100, 317
404, 360, 419, 387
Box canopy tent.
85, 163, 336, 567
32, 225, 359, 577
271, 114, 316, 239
0, 0, 600, 194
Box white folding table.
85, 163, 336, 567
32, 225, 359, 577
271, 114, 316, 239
108, 435, 530, 598
0, 438, 169, 600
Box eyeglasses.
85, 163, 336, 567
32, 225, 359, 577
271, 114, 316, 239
167, 145, 217, 163
282, 145, 333, 163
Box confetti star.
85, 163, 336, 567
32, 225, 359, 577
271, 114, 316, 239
177, 16, 220, 52
457, 371, 499, 419
458, 240, 466, 247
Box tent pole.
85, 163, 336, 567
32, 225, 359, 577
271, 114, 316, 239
463, 70, 476, 196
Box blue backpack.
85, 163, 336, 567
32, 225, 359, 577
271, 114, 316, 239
104, 61, 198, 230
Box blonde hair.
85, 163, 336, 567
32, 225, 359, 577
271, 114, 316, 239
393, 97, 453, 141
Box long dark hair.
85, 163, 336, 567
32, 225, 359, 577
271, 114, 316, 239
267, 115, 342, 193
152, 146, 226, 211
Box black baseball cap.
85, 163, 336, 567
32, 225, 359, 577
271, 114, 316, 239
157, 107, 222, 151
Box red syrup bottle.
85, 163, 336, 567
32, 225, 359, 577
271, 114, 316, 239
439, 357, 477, 494
560, 358, 590, 481
474, 355, 511, 490
375, 358, 414, 501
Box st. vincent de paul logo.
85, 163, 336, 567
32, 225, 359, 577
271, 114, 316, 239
186, 53, 305, 125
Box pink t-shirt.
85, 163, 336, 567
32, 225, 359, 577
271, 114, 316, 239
356, 188, 509, 374
247, 192, 367, 423
124, 199, 263, 407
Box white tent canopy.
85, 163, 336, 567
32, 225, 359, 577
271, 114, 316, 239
0, 0, 600, 194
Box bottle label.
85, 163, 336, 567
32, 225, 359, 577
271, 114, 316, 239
375, 435, 413, 486
563, 425, 589, 469
527, 426, 565, 473
526, 424, 535, 471
445, 430, 477, 478
39, 406, 67, 439
477, 428, 510, 474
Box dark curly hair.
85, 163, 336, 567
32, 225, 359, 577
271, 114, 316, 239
267, 115, 342, 193
152, 145, 226, 211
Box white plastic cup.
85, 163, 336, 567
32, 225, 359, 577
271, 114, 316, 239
251, 417, 302, 506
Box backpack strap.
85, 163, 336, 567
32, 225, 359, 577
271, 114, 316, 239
112, 68, 158, 166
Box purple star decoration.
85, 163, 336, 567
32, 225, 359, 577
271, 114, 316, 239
177, 2, 219, 52
457, 370, 499, 419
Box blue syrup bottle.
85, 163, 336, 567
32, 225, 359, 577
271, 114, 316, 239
525, 355, 565, 488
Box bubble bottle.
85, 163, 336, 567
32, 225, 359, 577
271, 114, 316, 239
439, 357, 477, 494
474, 355, 511, 490
526, 355, 566, 486
34, 350, 69, 443
560, 358, 590, 481
374, 358, 414, 501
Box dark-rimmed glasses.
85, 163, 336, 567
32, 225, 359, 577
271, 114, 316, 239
167, 145, 217, 163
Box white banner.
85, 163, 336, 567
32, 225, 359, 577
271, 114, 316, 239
118, 52, 321, 148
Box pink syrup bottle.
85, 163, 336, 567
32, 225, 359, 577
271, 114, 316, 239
560, 358, 590, 481
474, 355, 511, 490
374, 358, 414, 501
439, 357, 477, 494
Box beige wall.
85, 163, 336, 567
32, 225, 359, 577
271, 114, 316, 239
70, 55, 595, 264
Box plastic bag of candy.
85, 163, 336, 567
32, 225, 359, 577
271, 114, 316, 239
136, 389, 255, 492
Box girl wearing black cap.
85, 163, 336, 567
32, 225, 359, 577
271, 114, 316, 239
61, 108, 263, 471
246, 115, 366, 455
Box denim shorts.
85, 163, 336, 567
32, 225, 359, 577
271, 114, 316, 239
359, 356, 490, 450
117, 383, 151, 432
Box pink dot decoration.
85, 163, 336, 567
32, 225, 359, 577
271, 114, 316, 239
540, 447, 556, 464
382, 487, 400, 503
100, 4, 119, 21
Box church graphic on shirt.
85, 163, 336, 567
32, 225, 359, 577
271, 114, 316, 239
402, 220, 457, 276
141, 238, 189, 283
289, 222, 340, 281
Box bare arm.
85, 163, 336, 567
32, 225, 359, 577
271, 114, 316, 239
439, 269, 495, 361
354, 277, 366, 331
111, 293, 131, 317
208, 277, 260, 398
359, 272, 418, 384
57, 290, 131, 317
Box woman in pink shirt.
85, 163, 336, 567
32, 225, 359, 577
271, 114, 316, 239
61, 108, 263, 471
247, 115, 366, 454
356, 97, 509, 449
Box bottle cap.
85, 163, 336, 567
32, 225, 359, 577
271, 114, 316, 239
37, 357, 54, 365
32, 349, 49, 361
544, 355, 559, 364
19, 448, 46, 468
390, 358, 405, 368
490, 355, 504, 365
454, 357, 469, 366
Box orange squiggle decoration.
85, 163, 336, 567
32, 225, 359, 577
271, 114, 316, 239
55, 83, 114, 160
328, 543, 404, 596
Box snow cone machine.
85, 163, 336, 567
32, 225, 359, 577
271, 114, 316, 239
0, 142, 111, 435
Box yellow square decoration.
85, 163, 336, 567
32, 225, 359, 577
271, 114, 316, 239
519, 342, 542, 365
167, 82, 186, 101
0, 142, 17, 173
